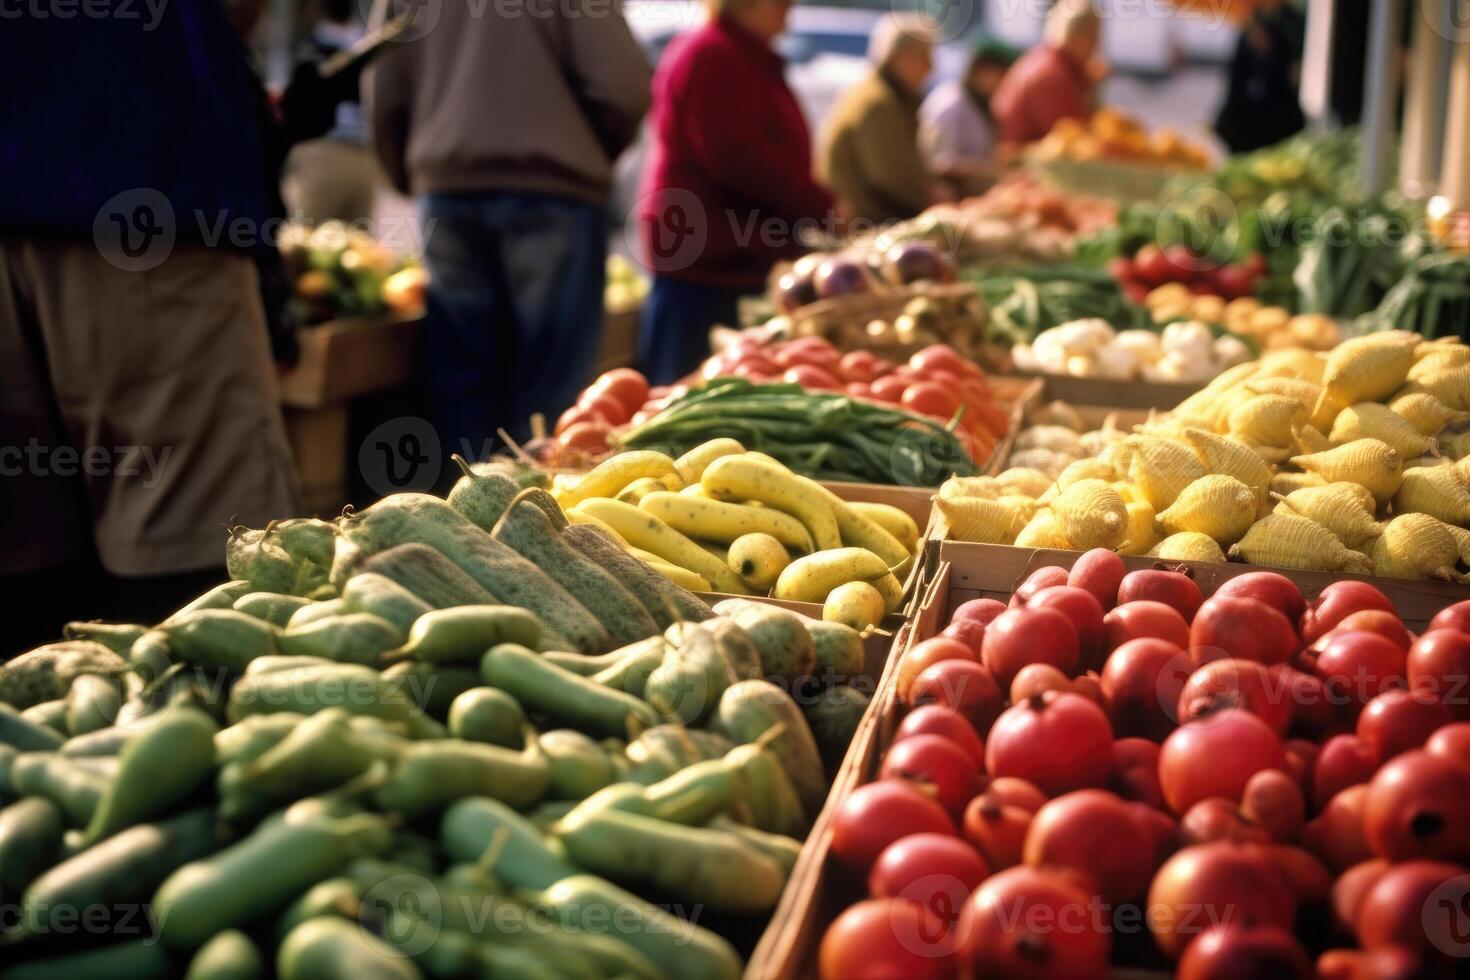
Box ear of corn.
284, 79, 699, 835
1291, 439, 1403, 505
1156, 474, 1259, 546
1052, 479, 1128, 550
1123, 435, 1208, 511
1311, 333, 1420, 430
1328, 403, 1436, 459
1228, 394, 1308, 452
1369, 513, 1464, 581
1392, 465, 1470, 526
1181, 428, 1273, 493
1228, 513, 1372, 574
1272, 483, 1382, 549
1388, 392, 1466, 435
934, 495, 1027, 544
1119, 500, 1159, 556
1147, 531, 1225, 563
1013, 508, 1071, 549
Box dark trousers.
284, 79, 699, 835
421, 191, 606, 456
638, 275, 746, 385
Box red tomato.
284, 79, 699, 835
1315, 630, 1407, 708
967, 401, 1011, 439
1312, 734, 1381, 811
577, 390, 630, 426
818, 898, 956, 980
1189, 596, 1300, 667
986, 777, 1047, 813
1023, 789, 1153, 903
1303, 784, 1374, 872
900, 382, 959, 420
1158, 710, 1287, 814
1426, 722, 1470, 770
1146, 843, 1297, 959
1357, 688, 1454, 761
1024, 586, 1105, 672
1240, 769, 1306, 843
731, 353, 779, 376
1109, 737, 1166, 808
1068, 549, 1127, 610
880, 734, 985, 819
830, 781, 956, 872
1100, 637, 1191, 742
1356, 860, 1470, 955
939, 618, 986, 658
962, 792, 1033, 870
981, 607, 1080, 688
837, 349, 881, 383
554, 402, 607, 435
845, 381, 874, 398
1331, 609, 1414, 652
1211, 264, 1258, 301
951, 598, 1007, 628
868, 375, 910, 403
909, 344, 979, 378
1330, 858, 1390, 935
1428, 599, 1470, 634
1134, 244, 1172, 286
1212, 571, 1307, 624
1117, 570, 1204, 621
782, 364, 843, 390
956, 866, 1111, 979
1176, 658, 1293, 736
985, 692, 1114, 796
557, 421, 611, 452
1269, 664, 1336, 740
1179, 798, 1272, 847
908, 659, 1005, 738
1178, 926, 1311, 980
869, 833, 991, 927
1300, 581, 1397, 644
587, 368, 649, 414
1363, 750, 1470, 863
896, 637, 977, 703
894, 705, 986, 769
1103, 600, 1191, 653
1014, 565, 1070, 606
1009, 663, 1073, 703
1406, 629, 1470, 718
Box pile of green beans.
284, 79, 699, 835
618, 379, 978, 486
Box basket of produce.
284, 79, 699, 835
768, 544, 1470, 978
934, 333, 1470, 587
279, 221, 425, 326
0, 457, 902, 978
1027, 108, 1212, 204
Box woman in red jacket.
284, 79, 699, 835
636, 0, 837, 384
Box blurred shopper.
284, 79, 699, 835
0, 2, 301, 647
364, 0, 649, 450
991, 0, 1105, 145
1215, 0, 1306, 153
282, 0, 382, 224
638, 0, 837, 385
818, 14, 937, 225
919, 35, 1020, 197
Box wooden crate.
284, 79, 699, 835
743, 571, 947, 979
279, 313, 421, 410
597, 305, 641, 374
1003, 371, 1205, 411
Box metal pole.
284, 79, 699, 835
1300, 0, 1339, 127
1361, 0, 1406, 196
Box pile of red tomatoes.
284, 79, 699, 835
1110, 244, 1267, 305
555, 339, 1010, 464
819, 551, 1470, 979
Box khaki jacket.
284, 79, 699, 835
819, 72, 931, 225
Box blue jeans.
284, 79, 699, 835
421, 191, 606, 455
639, 276, 747, 385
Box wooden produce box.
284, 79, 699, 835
937, 539, 1470, 633
279, 313, 421, 410
743, 571, 948, 979
1003, 370, 1205, 411
597, 304, 641, 374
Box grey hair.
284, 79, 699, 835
1044, 0, 1101, 47
868, 13, 938, 69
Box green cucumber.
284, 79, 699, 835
727, 605, 815, 683
1, 703, 66, 751
341, 572, 433, 636
61, 621, 147, 654
286, 598, 346, 629
480, 644, 662, 738
161, 609, 279, 672
65, 674, 122, 736
352, 543, 499, 609
561, 523, 714, 628
0, 642, 128, 710
713, 680, 826, 818
18, 699, 69, 736
397, 605, 542, 664
374, 738, 550, 817
446, 455, 520, 531
185, 929, 266, 980
539, 729, 619, 800
0, 796, 64, 894
439, 796, 579, 889
233, 592, 313, 627
279, 613, 402, 666
447, 687, 526, 747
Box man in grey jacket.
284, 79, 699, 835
364, 0, 650, 456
